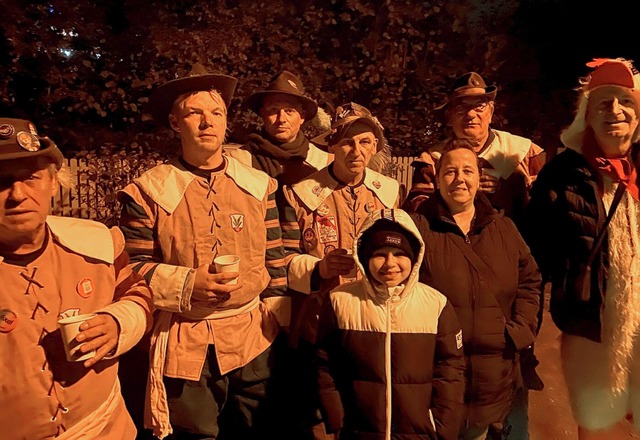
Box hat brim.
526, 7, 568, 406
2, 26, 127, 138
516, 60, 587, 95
149, 74, 238, 127
312, 117, 385, 152
244, 90, 318, 120
0, 137, 64, 168
434, 85, 498, 111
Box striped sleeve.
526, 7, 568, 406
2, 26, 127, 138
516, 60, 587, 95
262, 180, 288, 299
279, 186, 305, 265
118, 186, 194, 313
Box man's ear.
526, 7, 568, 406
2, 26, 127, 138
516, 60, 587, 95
50, 171, 59, 197
168, 114, 180, 132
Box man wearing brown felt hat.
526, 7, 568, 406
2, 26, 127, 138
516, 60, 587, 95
117, 65, 289, 439
226, 70, 333, 187
0, 118, 154, 440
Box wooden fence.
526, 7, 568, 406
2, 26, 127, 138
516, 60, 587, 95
51, 156, 418, 222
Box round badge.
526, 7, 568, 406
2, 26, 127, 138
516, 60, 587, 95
76, 278, 95, 299
28, 123, 38, 136
364, 202, 376, 213
0, 309, 18, 333
16, 131, 40, 152
0, 124, 15, 139
312, 186, 322, 196
323, 245, 336, 255
372, 180, 381, 189
303, 228, 316, 243
316, 203, 330, 217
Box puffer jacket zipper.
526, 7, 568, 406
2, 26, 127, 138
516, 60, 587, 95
385, 294, 392, 440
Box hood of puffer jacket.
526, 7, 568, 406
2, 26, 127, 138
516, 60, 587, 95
352, 208, 425, 300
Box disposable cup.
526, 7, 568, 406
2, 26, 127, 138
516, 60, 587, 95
213, 255, 241, 285
58, 313, 97, 362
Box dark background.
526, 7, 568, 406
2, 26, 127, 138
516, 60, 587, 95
1, 0, 639, 159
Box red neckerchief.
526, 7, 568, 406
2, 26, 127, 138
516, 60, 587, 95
583, 131, 639, 201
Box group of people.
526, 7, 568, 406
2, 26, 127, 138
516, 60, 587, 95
1, 56, 639, 440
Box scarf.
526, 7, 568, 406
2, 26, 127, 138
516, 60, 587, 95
246, 131, 310, 179
583, 130, 640, 201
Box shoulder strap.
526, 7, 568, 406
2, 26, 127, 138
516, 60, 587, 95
576, 181, 627, 301
587, 181, 627, 267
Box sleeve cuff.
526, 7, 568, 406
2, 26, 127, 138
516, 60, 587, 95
288, 254, 321, 294
98, 301, 149, 358
149, 264, 195, 312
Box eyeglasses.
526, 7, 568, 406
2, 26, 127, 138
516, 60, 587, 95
451, 101, 491, 115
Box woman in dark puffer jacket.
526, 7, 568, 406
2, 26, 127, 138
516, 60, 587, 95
410, 140, 541, 440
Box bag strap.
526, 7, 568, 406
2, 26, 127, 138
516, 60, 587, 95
586, 181, 627, 267
576, 181, 626, 301
449, 234, 511, 319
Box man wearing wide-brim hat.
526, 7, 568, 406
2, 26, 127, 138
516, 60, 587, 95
117, 67, 289, 439
281, 101, 401, 327
0, 118, 154, 440
421, 71, 546, 227
276, 102, 400, 439
226, 70, 333, 187
415, 72, 546, 440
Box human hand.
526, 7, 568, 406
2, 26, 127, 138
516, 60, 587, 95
479, 171, 500, 194
192, 263, 242, 306
318, 248, 355, 279
75, 314, 120, 368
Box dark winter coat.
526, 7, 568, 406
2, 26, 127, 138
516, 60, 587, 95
410, 193, 540, 428
315, 209, 466, 440
524, 146, 640, 342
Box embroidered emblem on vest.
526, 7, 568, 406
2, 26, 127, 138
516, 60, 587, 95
230, 214, 244, 232
318, 215, 338, 244
312, 185, 322, 196
372, 180, 381, 189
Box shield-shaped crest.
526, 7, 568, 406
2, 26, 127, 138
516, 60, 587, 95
230, 214, 244, 232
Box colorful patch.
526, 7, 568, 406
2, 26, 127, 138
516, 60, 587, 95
303, 228, 316, 243
0, 124, 15, 139
316, 203, 330, 217
230, 214, 244, 232
364, 202, 376, 213
456, 330, 463, 349
16, 131, 40, 152
76, 278, 94, 298
312, 185, 322, 196
317, 215, 338, 244
372, 180, 381, 189
323, 244, 336, 255
0, 309, 17, 333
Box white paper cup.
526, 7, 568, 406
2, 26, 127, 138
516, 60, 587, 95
213, 255, 241, 285
58, 313, 97, 362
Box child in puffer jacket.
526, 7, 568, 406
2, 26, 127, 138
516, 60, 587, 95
315, 208, 465, 440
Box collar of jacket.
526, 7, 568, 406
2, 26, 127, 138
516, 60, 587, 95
420, 191, 498, 236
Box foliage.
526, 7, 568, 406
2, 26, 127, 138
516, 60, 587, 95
0, 0, 560, 162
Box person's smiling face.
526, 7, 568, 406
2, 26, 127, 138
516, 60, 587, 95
437, 147, 480, 213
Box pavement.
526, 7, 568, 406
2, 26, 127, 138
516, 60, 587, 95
528, 296, 640, 440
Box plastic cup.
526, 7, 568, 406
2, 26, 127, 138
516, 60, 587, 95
58, 313, 97, 362
213, 255, 241, 285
